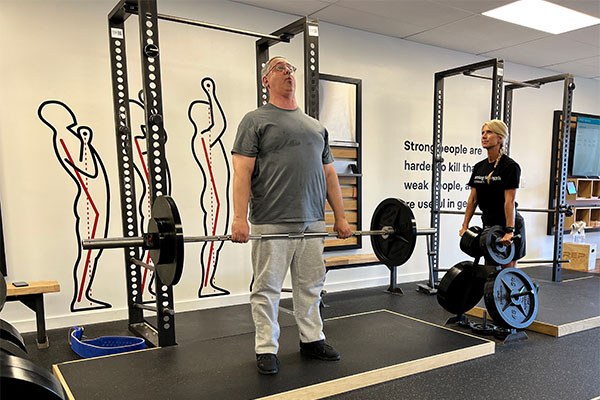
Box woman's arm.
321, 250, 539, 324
459, 188, 478, 236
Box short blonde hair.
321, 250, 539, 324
483, 119, 508, 141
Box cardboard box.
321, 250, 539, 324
563, 242, 597, 271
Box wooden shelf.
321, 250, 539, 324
562, 178, 600, 231
326, 144, 362, 250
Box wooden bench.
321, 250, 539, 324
324, 253, 381, 270
6, 280, 60, 349
323, 253, 403, 294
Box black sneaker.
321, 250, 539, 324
300, 340, 340, 361
256, 353, 279, 375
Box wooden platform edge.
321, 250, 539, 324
53, 347, 160, 400
466, 306, 562, 337
257, 342, 494, 400
52, 364, 75, 400
556, 316, 600, 337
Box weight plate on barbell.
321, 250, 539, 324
459, 226, 483, 259
480, 225, 515, 265
437, 261, 486, 315
483, 267, 538, 330
370, 198, 416, 267
148, 196, 184, 286
0, 320, 27, 354
0, 274, 6, 312
1, 353, 65, 399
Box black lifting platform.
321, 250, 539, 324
53, 310, 493, 399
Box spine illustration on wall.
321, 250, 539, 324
38, 100, 111, 312
129, 90, 173, 301
188, 77, 231, 298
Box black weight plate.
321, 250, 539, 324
0, 274, 5, 312
484, 267, 538, 329
370, 198, 416, 267
148, 195, 184, 286
437, 261, 486, 315
1, 353, 65, 399
480, 225, 514, 265
459, 226, 483, 258
0, 338, 29, 360
0, 320, 27, 353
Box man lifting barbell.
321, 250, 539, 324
230, 56, 352, 375
459, 119, 526, 268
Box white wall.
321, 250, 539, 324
1, 0, 598, 332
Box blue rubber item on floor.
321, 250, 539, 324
69, 326, 146, 358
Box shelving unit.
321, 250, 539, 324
319, 73, 363, 251
565, 178, 600, 231
325, 145, 362, 250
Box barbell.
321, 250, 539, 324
459, 225, 571, 266
437, 204, 573, 217
82, 196, 435, 286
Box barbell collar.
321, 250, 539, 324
82, 237, 145, 250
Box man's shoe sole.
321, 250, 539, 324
300, 349, 340, 361
257, 367, 278, 375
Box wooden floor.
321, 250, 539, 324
467, 265, 600, 337
53, 310, 493, 400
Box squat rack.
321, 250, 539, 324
422, 58, 575, 294
107, 0, 315, 347
420, 59, 504, 295
502, 73, 575, 283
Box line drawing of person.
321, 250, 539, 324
129, 90, 174, 300
38, 100, 111, 312
188, 77, 231, 298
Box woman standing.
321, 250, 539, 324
459, 119, 526, 267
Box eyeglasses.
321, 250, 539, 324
268, 63, 297, 74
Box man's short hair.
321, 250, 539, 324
260, 56, 287, 79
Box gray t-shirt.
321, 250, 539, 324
232, 103, 334, 224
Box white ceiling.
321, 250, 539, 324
232, 0, 600, 79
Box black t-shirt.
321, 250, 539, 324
468, 154, 521, 227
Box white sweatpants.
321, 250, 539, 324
250, 221, 327, 354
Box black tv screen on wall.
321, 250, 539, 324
553, 110, 600, 179
571, 115, 600, 177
